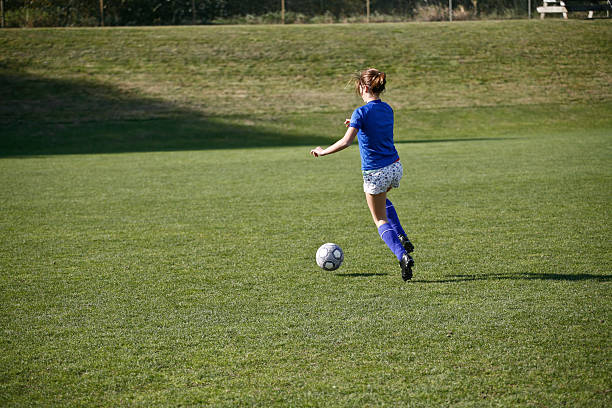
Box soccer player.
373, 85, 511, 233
310, 68, 415, 281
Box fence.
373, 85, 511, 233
0, 0, 565, 28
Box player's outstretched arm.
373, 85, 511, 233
310, 125, 357, 158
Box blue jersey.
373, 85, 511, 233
349, 99, 399, 171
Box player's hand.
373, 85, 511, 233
310, 147, 324, 157
344, 119, 351, 127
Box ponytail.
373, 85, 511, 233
370, 71, 386, 94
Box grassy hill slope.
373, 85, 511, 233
1, 20, 611, 154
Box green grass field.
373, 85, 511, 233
1, 20, 611, 406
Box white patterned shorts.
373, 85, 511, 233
362, 161, 403, 195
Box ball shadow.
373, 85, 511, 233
335, 272, 389, 278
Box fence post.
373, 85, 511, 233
449, 0, 453, 21
367, 0, 370, 23
99, 0, 104, 26
281, 0, 285, 24
1, 0, 4, 28
528, 0, 532, 18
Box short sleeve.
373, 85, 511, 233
349, 108, 363, 130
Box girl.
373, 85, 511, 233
310, 68, 415, 281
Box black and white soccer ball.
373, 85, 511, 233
316, 243, 344, 271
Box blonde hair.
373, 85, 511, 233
353, 68, 386, 96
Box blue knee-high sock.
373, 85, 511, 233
386, 199, 407, 238
378, 223, 406, 261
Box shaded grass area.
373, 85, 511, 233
0, 71, 333, 155
1, 70, 610, 156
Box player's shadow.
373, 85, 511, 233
415, 272, 611, 283
0, 69, 334, 157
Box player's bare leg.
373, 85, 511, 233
365, 190, 389, 228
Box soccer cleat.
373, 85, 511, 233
400, 253, 414, 281
398, 235, 415, 253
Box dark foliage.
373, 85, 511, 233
3, 0, 531, 27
